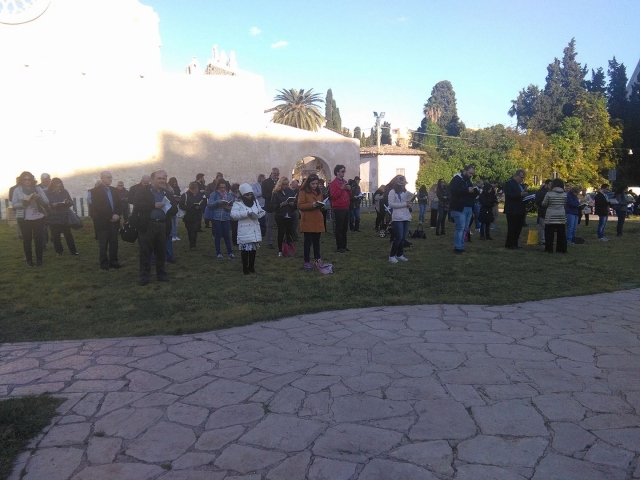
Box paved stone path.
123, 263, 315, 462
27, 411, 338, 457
2, 289, 640, 479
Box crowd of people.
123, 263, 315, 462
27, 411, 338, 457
10, 165, 635, 278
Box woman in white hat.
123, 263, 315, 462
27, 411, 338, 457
230, 183, 265, 274
387, 175, 413, 263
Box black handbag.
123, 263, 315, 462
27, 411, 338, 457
68, 209, 83, 230
119, 219, 138, 243
410, 224, 427, 239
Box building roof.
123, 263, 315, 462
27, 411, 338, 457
360, 145, 425, 156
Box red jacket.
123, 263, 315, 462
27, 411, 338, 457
329, 177, 351, 210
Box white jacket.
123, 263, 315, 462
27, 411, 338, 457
230, 200, 265, 244
387, 190, 413, 222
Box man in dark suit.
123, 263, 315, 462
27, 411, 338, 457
89, 171, 123, 270
133, 170, 176, 286
503, 169, 528, 249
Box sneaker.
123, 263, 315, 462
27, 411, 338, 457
175, 236, 181, 241
278, 252, 283, 257
389, 256, 398, 264
172, 237, 178, 242
217, 254, 223, 260
453, 248, 465, 254
228, 253, 235, 260
304, 262, 312, 270
397, 255, 409, 262
599, 237, 609, 242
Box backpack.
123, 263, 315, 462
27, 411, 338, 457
316, 261, 333, 274
410, 224, 427, 239
119, 219, 138, 243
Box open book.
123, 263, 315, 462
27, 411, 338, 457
285, 196, 297, 203
313, 197, 330, 208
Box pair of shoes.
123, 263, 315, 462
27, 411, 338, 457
157, 276, 170, 282
278, 252, 283, 257
71, 252, 79, 256
172, 237, 178, 242
389, 256, 398, 264
303, 262, 312, 270
138, 279, 149, 286
345, 247, 351, 252
109, 263, 122, 269
228, 253, 235, 260
453, 248, 465, 254
337, 249, 346, 254
397, 255, 409, 262
539, 242, 546, 246
243, 267, 250, 275
267, 243, 274, 249
599, 237, 609, 242
217, 254, 224, 260
167, 258, 178, 264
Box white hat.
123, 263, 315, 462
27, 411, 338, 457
239, 183, 253, 195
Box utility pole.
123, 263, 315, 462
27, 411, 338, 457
373, 111, 385, 149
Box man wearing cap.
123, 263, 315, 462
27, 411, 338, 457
329, 164, 351, 253
449, 165, 477, 254
89, 171, 123, 270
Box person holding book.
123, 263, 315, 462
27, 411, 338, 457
297, 174, 328, 270
565, 185, 582, 244
12, 171, 50, 266
179, 181, 206, 250
231, 183, 265, 274
387, 175, 413, 263
541, 178, 568, 253
207, 178, 235, 260
46, 177, 79, 256
349, 176, 362, 232
329, 164, 351, 253
270, 176, 297, 257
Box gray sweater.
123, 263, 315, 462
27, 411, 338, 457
541, 187, 567, 224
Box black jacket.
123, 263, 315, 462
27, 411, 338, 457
449, 174, 475, 212
503, 178, 526, 216
179, 191, 206, 223
535, 186, 548, 218
89, 185, 123, 231
132, 186, 177, 235
271, 188, 297, 217
262, 177, 277, 213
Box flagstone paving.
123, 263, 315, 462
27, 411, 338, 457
2, 289, 640, 479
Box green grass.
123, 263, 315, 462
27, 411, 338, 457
1, 213, 639, 343
0, 394, 64, 480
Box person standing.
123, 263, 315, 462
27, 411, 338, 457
535, 179, 552, 245
541, 178, 568, 253
208, 178, 235, 259
435, 179, 450, 236
168, 177, 181, 241
503, 169, 528, 250
271, 177, 297, 257
12, 171, 49, 266
387, 176, 413, 263
449, 166, 477, 253
565, 186, 581, 244
478, 182, 498, 240
253, 174, 266, 235
115, 181, 130, 222
133, 170, 175, 285
594, 184, 611, 242
261, 168, 280, 248
329, 164, 351, 253
179, 182, 206, 250
46, 177, 79, 256
231, 183, 265, 274
89, 171, 123, 270
473, 178, 485, 231
373, 186, 386, 231
349, 176, 362, 232
128, 175, 150, 206
417, 185, 429, 223
297, 174, 327, 270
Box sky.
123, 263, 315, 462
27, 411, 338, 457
144, 0, 640, 135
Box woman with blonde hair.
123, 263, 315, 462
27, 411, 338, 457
12, 171, 50, 266
270, 176, 297, 257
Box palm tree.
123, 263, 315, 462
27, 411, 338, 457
268, 88, 325, 132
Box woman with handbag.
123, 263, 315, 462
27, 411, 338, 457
12, 171, 50, 266
46, 178, 79, 256
230, 183, 265, 274
298, 174, 329, 271
179, 182, 206, 250
270, 177, 297, 257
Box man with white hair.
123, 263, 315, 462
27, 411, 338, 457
89, 171, 123, 270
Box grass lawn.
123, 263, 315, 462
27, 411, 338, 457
0, 394, 64, 480
1, 212, 638, 343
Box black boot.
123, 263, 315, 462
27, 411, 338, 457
248, 250, 256, 273
241, 251, 250, 274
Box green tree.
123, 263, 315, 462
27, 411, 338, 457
353, 126, 361, 139
508, 85, 541, 131
325, 88, 342, 132
271, 88, 325, 131
423, 81, 463, 136
607, 57, 628, 121
585, 67, 606, 94
381, 121, 392, 145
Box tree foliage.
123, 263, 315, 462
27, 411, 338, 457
325, 88, 342, 132
271, 88, 325, 132
423, 81, 464, 136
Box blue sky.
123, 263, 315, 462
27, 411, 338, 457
145, 0, 639, 134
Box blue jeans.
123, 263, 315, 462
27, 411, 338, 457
597, 215, 608, 238
165, 235, 174, 260
566, 214, 578, 243
349, 207, 361, 231
390, 221, 409, 257
474, 203, 482, 229
214, 220, 232, 255
452, 207, 473, 250
418, 204, 427, 222
170, 216, 178, 238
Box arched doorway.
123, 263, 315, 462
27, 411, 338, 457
291, 156, 331, 183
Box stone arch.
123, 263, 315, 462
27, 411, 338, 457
290, 155, 331, 183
